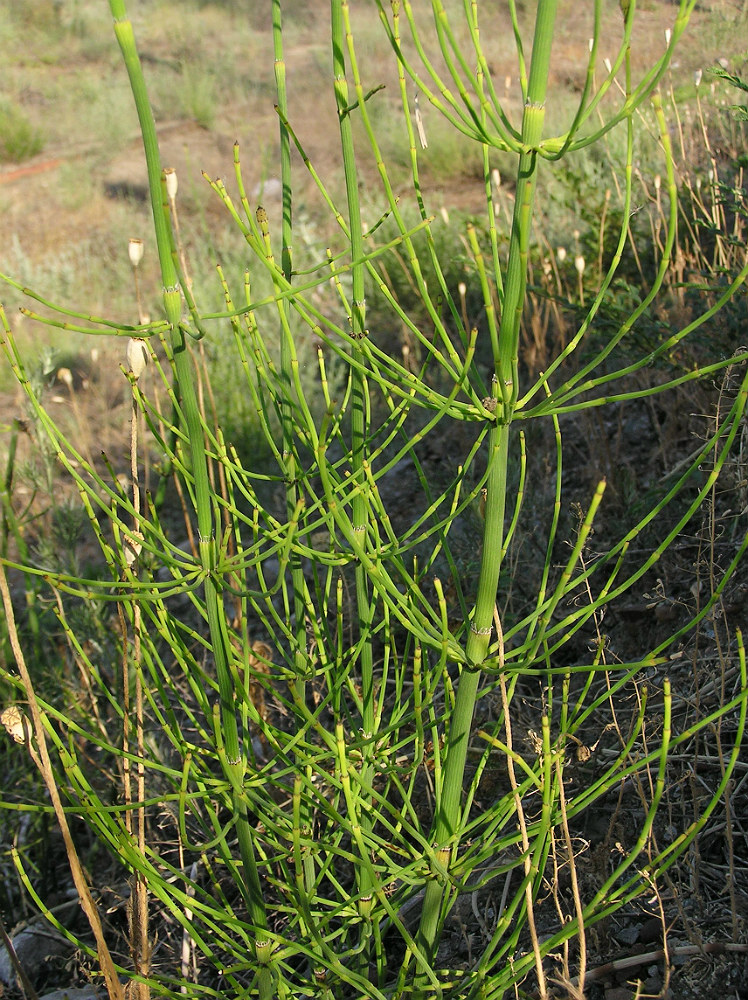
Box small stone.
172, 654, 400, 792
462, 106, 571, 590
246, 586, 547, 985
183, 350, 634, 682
606, 988, 636, 1000
40, 988, 103, 1000
0, 926, 71, 986
613, 923, 640, 946
644, 972, 662, 992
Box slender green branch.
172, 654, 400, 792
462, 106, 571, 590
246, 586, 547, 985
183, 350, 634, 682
107, 0, 269, 958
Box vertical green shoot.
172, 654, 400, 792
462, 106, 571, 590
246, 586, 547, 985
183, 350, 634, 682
331, 0, 377, 927
415, 0, 558, 973
107, 0, 269, 964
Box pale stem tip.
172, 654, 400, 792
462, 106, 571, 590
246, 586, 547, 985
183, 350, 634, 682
128, 238, 144, 268
1, 705, 29, 744
414, 93, 428, 149
124, 530, 144, 568
574, 255, 586, 276
164, 167, 178, 200
127, 338, 149, 380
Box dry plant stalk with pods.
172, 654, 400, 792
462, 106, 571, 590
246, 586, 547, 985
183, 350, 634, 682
1, 1, 747, 1000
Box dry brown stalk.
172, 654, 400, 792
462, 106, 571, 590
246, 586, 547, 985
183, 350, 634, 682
0, 562, 125, 1000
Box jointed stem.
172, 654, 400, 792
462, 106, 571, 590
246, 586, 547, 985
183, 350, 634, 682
332, 0, 377, 928
108, 0, 269, 957
414, 0, 558, 975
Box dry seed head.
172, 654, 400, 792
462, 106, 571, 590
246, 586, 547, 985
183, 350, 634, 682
128, 238, 144, 268
414, 92, 428, 149
556, 246, 567, 263
664, 28, 671, 46
604, 57, 612, 74
124, 530, 144, 568
694, 68, 703, 87
654, 174, 661, 191
164, 167, 178, 200
1, 705, 30, 744
126, 338, 149, 380
588, 37, 594, 52
574, 254, 586, 275
458, 281, 467, 299
57, 367, 73, 389
440, 205, 450, 225
492, 167, 501, 190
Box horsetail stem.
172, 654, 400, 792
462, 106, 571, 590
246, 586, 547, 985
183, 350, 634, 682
108, 0, 269, 944
332, 0, 377, 924
414, 0, 558, 974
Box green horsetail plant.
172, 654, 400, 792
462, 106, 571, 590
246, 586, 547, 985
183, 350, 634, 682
109, 0, 273, 980
409, 0, 558, 974
1, 1, 748, 999
331, 0, 379, 931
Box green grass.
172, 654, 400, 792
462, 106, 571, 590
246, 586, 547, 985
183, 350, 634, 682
0, 102, 44, 163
